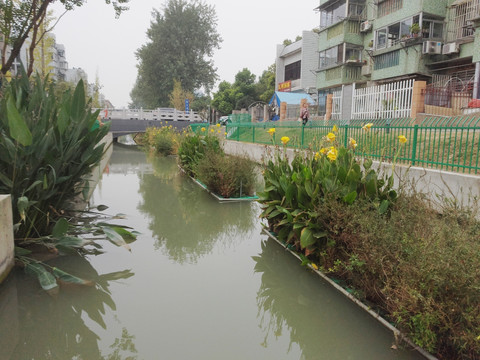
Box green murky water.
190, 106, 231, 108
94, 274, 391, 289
0, 144, 425, 360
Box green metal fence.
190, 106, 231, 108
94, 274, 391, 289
225, 116, 480, 174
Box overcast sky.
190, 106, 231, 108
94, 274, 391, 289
50, 1, 319, 108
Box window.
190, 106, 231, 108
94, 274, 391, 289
319, 0, 366, 29
374, 50, 400, 70
375, 14, 428, 49
284, 60, 301, 81
319, 44, 344, 69
378, 0, 403, 18
320, 0, 347, 28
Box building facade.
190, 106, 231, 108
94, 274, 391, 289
315, 0, 480, 116
276, 30, 320, 99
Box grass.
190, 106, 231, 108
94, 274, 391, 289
227, 122, 480, 174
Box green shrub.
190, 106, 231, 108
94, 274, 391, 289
0, 72, 109, 238
195, 150, 256, 198
313, 195, 480, 358
177, 129, 221, 176
257, 134, 480, 359
143, 125, 179, 155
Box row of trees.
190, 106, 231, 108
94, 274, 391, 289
129, 0, 275, 117
0, 0, 129, 77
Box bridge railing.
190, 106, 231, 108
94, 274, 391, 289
94, 108, 205, 122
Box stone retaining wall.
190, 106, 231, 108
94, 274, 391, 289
223, 140, 480, 213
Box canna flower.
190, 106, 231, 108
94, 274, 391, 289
362, 123, 373, 131
349, 138, 357, 149
332, 125, 338, 133
267, 128, 276, 135
320, 147, 329, 154
201, 127, 206, 132
398, 135, 407, 144
326, 132, 336, 142
281, 136, 290, 145
315, 151, 320, 160
327, 146, 338, 161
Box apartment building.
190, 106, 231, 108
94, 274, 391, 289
315, 0, 480, 116
275, 30, 320, 98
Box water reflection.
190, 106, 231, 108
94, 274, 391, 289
137, 155, 258, 264
2, 254, 135, 360
253, 240, 424, 360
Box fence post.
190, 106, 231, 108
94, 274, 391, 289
411, 125, 418, 166
252, 125, 255, 143
301, 125, 305, 148
343, 125, 349, 148
237, 125, 240, 141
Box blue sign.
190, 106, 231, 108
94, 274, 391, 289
185, 99, 190, 114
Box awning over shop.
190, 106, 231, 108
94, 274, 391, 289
269, 91, 314, 106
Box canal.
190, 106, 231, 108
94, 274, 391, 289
0, 144, 425, 360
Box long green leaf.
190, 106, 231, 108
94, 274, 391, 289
7, 96, 32, 146
101, 226, 131, 251
300, 227, 316, 249
25, 263, 58, 291
52, 218, 69, 238
52, 267, 94, 286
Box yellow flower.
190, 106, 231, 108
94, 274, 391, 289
217, 130, 222, 134
267, 128, 275, 135
216, 123, 221, 127
349, 138, 357, 149
281, 136, 290, 145
362, 123, 373, 131
201, 127, 206, 132
210, 128, 215, 133
398, 135, 407, 144
314, 152, 320, 160
311, 263, 319, 270
224, 132, 227, 136
326, 132, 336, 142
332, 125, 338, 133
320, 147, 329, 154
327, 146, 338, 161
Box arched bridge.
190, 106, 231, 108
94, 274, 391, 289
108, 118, 205, 139
97, 108, 207, 139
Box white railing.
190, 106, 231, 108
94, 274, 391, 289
446, 0, 480, 42
331, 88, 342, 120
351, 79, 414, 120
95, 108, 205, 122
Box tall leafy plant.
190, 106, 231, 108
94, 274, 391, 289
0, 72, 110, 239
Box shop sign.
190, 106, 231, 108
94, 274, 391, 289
278, 80, 291, 92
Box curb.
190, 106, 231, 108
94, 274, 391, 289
262, 228, 438, 360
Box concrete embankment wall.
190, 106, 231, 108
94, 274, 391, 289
0, 195, 14, 284
223, 140, 480, 212
0, 133, 113, 284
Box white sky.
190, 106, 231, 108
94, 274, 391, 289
50, 1, 319, 108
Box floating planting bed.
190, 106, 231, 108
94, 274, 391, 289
262, 228, 438, 360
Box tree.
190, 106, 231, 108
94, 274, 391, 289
0, 0, 129, 77
256, 64, 275, 104
169, 79, 194, 110
130, 0, 222, 108
211, 67, 274, 115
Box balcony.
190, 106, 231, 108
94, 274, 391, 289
446, 0, 480, 42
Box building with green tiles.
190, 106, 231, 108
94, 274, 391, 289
314, 0, 480, 116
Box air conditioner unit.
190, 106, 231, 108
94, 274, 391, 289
442, 42, 459, 55
360, 21, 372, 32
422, 41, 442, 54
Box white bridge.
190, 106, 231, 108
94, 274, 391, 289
96, 108, 205, 122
